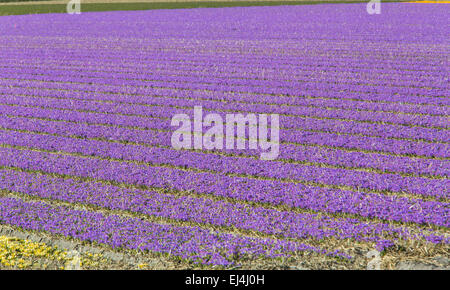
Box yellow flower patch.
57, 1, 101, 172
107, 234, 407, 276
0, 235, 66, 269
0, 235, 108, 269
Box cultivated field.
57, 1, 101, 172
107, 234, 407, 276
0, 3, 448, 269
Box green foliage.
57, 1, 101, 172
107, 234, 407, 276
0, 0, 52, 3
0, 1, 407, 16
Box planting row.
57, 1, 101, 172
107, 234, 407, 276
0, 196, 348, 266
2, 87, 448, 128
0, 115, 447, 177
0, 169, 446, 245
4, 70, 448, 102
1, 65, 447, 97
0, 103, 447, 158
0, 146, 448, 226
3, 81, 449, 117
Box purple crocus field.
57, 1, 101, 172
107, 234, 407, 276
0, 3, 448, 268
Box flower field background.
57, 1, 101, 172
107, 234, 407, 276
0, 3, 448, 269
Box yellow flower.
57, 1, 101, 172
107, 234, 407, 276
137, 263, 148, 269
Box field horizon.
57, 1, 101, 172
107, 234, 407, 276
0, 0, 410, 15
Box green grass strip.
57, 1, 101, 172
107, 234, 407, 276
0, 1, 408, 16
